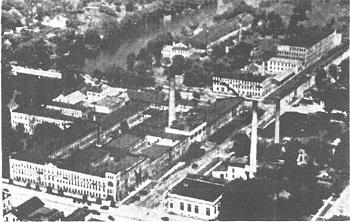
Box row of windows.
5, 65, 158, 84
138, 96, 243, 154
215, 87, 262, 96
268, 61, 297, 68
215, 78, 262, 86
170, 202, 212, 216
189, 127, 205, 140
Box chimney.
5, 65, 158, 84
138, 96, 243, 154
238, 17, 243, 42
168, 74, 176, 127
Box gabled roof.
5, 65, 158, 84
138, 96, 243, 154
12, 197, 45, 220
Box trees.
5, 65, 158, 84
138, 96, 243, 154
101, 18, 121, 53
170, 55, 186, 75
219, 179, 276, 221
328, 64, 338, 79
231, 133, 250, 157
315, 67, 327, 90
32, 123, 64, 146
126, 52, 136, 71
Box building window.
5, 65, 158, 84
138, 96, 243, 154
195, 205, 199, 214
180, 202, 184, 211
187, 203, 191, 212
206, 208, 210, 216
170, 202, 173, 208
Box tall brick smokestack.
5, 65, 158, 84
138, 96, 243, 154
168, 73, 176, 127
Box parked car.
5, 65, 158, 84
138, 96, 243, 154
100, 205, 109, 210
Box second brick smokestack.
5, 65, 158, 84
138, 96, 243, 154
168, 74, 176, 127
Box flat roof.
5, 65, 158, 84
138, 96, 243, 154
13, 120, 97, 164
94, 95, 125, 108
99, 101, 149, 129
131, 110, 186, 141
273, 70, 296, 83
281, 28, 335, 48
263, 43, 349, 103
268, 57, 301, 64
214, 162, 246, 171
12, 107, 77, 122
55, 145, 147, 177
215, 72, 267, 83
107, 134, 142, 151
87, 85, 103, 93
46, 101, 89, 112
89, 153, 146, 177
139, 144, 171, 160
11, 65, 62, 79
127, 89, 167, 105
170, 177, 225, 202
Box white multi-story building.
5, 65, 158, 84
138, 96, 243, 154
211, 162, 248, 181
265, 57, 302, 75
10, 108, 75, 134
277, 30, 342, 67
9, 145, 150, 202
165, 177, 225, 220
161, 42, 195, 59
212, 74, 271, 98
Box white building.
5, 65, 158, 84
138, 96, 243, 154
277, 30, 342, 67
265, 57, 302, 75
10, 108, 75, 135
161, 42, 195, 59
11, 65, 62, 79
212, 74, 271, 98
165, 177, 225, 220
92, 96, 127, 114
211, 162, 248, 181
9, 144, 150, 202
46, 101, 89, 118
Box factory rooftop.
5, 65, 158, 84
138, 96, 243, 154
127, 89, 167, 105
170, 177, 225, 202
53, 144, 147, 177
106, 134, 142, 151
98, 101, 149, 129
13, 120, 97, 164
214, 72, 268, 83
281, 27, 335, 48
170, 97, 243, 130
11, 107, 78, 122
11, 65, 62, 79
94, 95, 126, 108
139, 144, 172, 160
131, 110, 186, 141
264, 42, 349, 103
46, 101, 89, 112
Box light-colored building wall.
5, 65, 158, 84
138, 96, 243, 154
10, 110, 73, 135
277, 31, 342, 67
166, 194, 221, 220
212, 76, 270, 98
9, 156, 149, 202
165, 122, 207, 144
212, 165, 248, 181
46, 105, 86, 118
161, 42, 193, 59
266, 57, 302, 75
